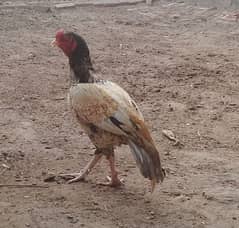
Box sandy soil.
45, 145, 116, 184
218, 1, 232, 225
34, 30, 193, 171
0, 1, 239, 227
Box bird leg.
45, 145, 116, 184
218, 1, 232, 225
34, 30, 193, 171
100, 153, 124, 187
59, 153, 103, 183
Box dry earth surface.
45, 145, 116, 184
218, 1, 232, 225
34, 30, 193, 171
0, 0, 239, 227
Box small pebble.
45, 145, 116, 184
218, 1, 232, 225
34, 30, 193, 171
150, 211, 155, 216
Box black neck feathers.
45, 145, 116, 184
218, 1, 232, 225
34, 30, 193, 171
67, 33, 95, 83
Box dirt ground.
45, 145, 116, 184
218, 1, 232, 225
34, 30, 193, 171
0, 0, 239, 227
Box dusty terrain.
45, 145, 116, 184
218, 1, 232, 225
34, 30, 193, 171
0, 0, 239, 227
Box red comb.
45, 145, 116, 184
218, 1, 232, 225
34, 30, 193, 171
56, 29, 65, 39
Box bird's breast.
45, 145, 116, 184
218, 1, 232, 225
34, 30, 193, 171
68, 83, 118, 123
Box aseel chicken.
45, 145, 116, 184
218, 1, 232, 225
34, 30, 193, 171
52, 30, 165, 192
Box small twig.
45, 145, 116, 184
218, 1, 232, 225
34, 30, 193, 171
2, 163, 10, 169
52, 97, 65, 101
0, 106, 13, 109
0, 184, 49, 188
197, 130, 202, 141
162, 129, 177, 141
0, 168, 8, 175
162, 129, 184, 147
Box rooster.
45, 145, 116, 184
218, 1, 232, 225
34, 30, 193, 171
52, 30, 165, 192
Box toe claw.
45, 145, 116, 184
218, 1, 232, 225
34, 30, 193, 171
99, 176, 124, 187
67, 176, 85, 184
106, 176, 112, 182
58, 172, 85, 183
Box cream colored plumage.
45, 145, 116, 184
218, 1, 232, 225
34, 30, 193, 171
69, 81, 143, 131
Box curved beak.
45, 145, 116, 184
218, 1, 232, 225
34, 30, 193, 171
51, 39, 57, 47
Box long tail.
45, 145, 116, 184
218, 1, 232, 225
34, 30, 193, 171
128, 139, 165, 192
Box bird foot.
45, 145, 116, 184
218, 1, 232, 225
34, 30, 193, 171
59, 172, 86, 184
98, 176, 124, 187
